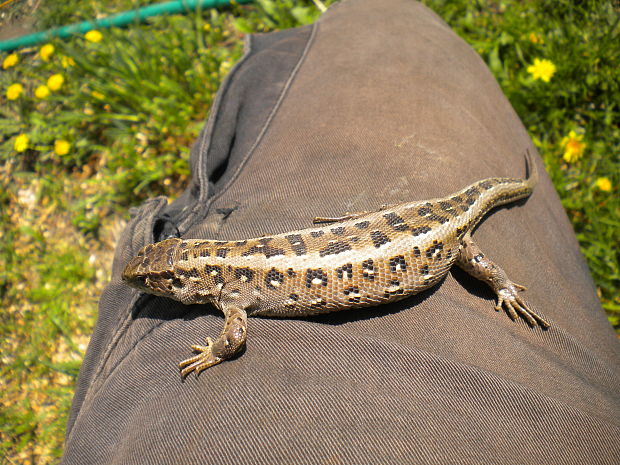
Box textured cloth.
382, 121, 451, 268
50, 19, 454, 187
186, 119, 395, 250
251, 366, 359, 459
62, 1, 620, 463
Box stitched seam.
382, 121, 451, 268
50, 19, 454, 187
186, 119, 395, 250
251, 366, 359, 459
177, 33, 256, 234
182, 22, 318, 232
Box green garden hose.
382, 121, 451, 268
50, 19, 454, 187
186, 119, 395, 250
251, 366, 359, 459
0, 0, 253, 52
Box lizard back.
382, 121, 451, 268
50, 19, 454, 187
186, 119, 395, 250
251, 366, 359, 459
123, 162, 536, 318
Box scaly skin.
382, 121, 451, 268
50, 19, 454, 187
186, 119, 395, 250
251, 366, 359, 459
123, 151, 549, 377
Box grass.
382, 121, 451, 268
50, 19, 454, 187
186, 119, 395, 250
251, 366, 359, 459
0, 0, 618, 462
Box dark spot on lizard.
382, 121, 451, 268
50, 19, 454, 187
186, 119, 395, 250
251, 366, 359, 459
426, 240, 444, 259
384, 279, 404, 297
205, 265, 224, 284
336, 263, 353, 279
242, 245, 285, 258
310, 230, 325, 238
285, 234, 307, 256
214, 241, 228, 246
418, 204, 433, 216
180, 251, 189, 261
331, 226, 346, 235
265, 268, 285, 289
178, 267, 200, 278
389, 255, 407, 272
235, 240, 248, 246
354, 221, 370, 229
287, 268, 296, 277
319, 240, 352, 257
413, 246, 421, 257
411, 226, 432, 236
479, 180, 495, 190
344, 286, 361, 303
464, 187, 481, 205
439, 201, 458, 216
362, 259, 375, 280
383, 212, 408, 231
306, 268, 328, 288
474, 253, 485, 263
370, 230, 390, 248
288, 293, 299, 301
234, 267, 254, 282
216, 248, 229, 258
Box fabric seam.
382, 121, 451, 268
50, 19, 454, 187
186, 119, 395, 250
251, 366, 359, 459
181, 22, 318, 233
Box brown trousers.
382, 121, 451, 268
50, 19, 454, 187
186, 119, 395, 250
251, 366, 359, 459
62, 1, 620, 463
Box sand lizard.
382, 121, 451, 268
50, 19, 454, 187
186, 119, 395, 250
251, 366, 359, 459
123, 151, 549, 377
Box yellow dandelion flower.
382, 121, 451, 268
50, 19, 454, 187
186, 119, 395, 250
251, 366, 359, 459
47, 74, 65, 91
594, 177, 612, 192
3, 53, 18, 69
35, 85, 50, 99
528, 33, 544, 44
560, 130, 586, 163
54, 140, 70, 156
91, 90, 105, 100
40, 44, 55, 61
85, 30, 103, 43
61, 56, 75, 68
6, 83, 23, 100
527, 58, 556, 82
14, 134, 29, 152
219, 60, 231, 75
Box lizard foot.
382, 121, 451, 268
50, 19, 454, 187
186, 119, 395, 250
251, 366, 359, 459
495, 283, 550, 329
179, 338, 224, 378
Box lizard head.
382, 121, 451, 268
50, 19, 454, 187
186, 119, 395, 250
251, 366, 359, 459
122, 238, 182, 300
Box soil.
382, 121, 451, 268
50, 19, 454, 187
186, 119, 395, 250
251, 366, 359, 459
0, 0, 40, 41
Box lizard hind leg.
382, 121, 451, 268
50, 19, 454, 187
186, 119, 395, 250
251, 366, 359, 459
179, 304, 248, 377
455, 235, 550, 329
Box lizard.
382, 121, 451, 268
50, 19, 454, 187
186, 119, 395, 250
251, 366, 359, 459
122, 151, 549, 377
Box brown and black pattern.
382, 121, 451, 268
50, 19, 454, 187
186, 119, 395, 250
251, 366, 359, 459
336, 263, 353, 280
265, 268, 285, 289
425, 240, 444, 259
389, 255, 407, 272
370, 230, 390, 248
285, 234, 307, 256
319, 240, 352, 257
241, 241, 286, 258
383, 212, 409, 231
123, 155, 544, 376
234, 267, 254, 283
361, 259, 375, 280
306, 268, 328, 288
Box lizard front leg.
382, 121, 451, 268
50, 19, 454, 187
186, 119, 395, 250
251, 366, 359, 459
179, 304, 248, 377
456, 234, 550, 329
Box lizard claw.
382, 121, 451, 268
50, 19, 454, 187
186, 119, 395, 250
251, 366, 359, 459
179, 337, 223, 378
495, 284, 549, 329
